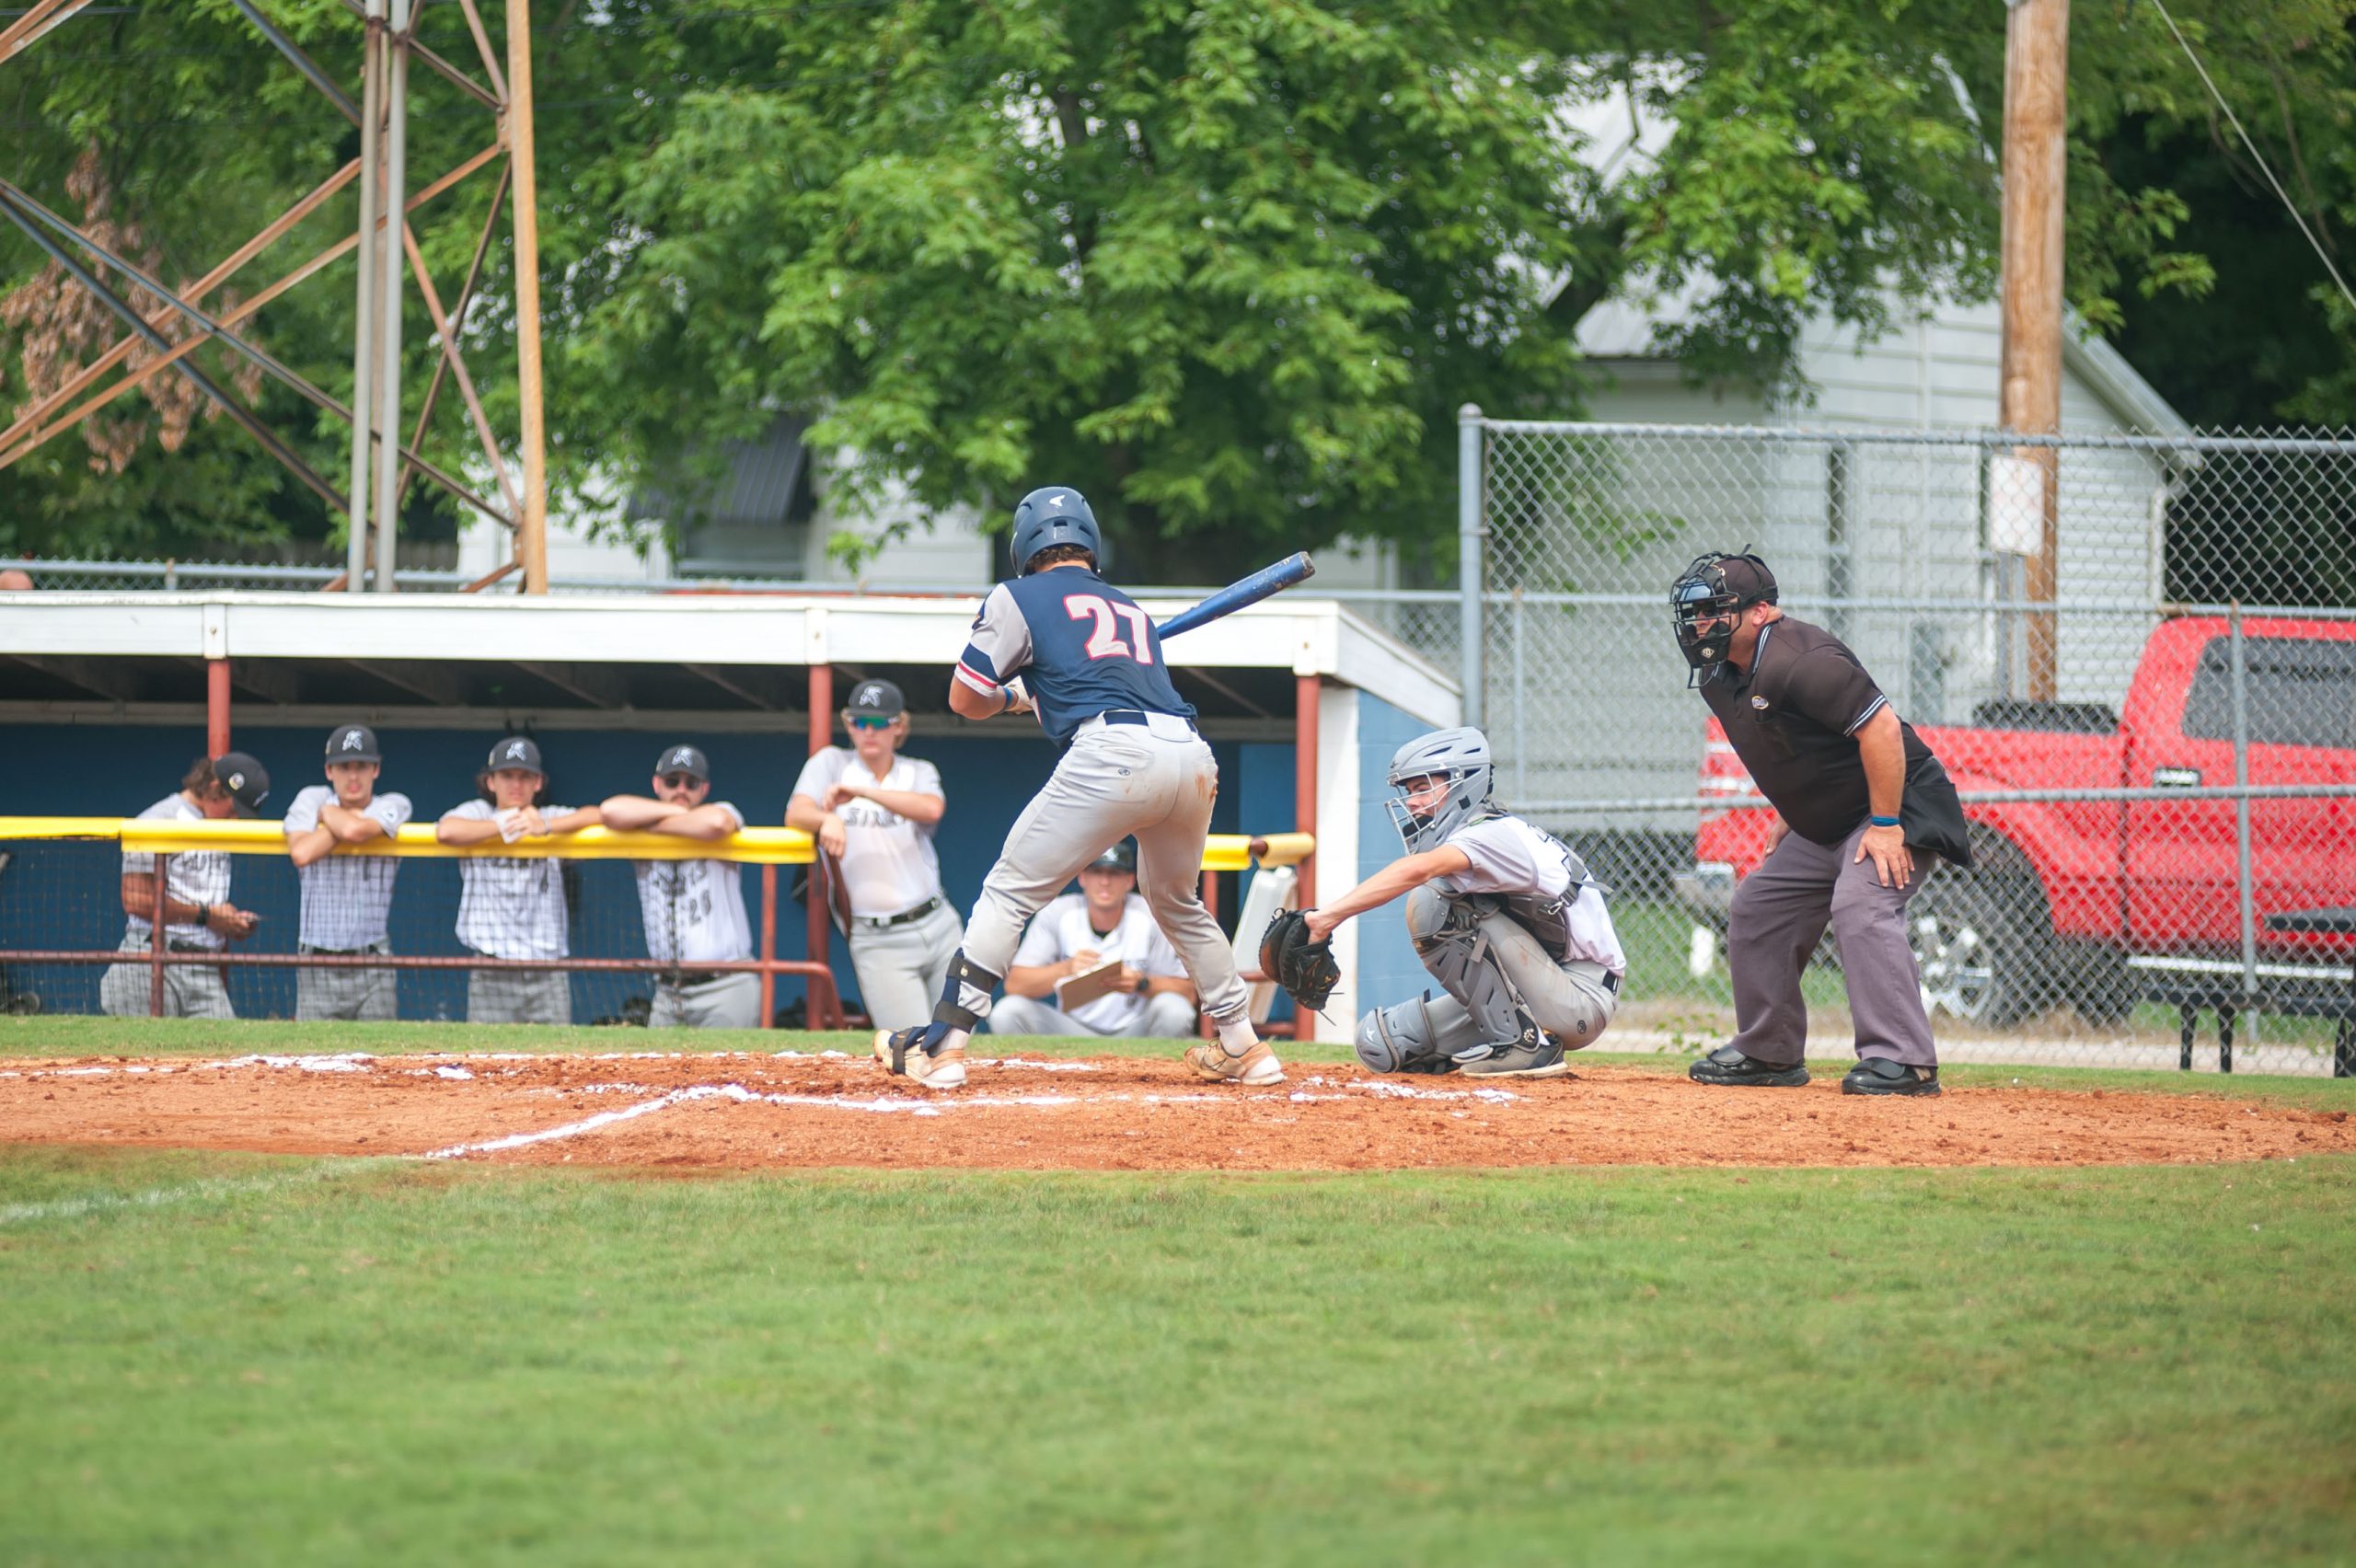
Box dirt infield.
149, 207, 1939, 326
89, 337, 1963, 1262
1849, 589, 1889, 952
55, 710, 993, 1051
3, 1048, 2352, 1169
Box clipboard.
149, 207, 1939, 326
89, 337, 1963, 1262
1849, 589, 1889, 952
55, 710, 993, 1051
1054, 957, 1126, 1012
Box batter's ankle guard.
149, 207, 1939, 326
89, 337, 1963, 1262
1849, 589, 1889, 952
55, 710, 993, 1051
933, 951, 1002, 1032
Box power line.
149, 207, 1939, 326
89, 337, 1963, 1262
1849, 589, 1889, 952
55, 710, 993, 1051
2144, 0, 2356, 318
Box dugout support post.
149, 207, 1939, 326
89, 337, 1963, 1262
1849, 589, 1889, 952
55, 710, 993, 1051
760, 865, 779, 1030
206, 659, 231, 754
147, 855, 169, 1017
1294, 673, 1318, 1042
804, 662, 833, 1027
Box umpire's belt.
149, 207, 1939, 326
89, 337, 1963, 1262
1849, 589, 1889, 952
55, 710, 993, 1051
1073, 709, 1197, 741
853, 895, 944, 931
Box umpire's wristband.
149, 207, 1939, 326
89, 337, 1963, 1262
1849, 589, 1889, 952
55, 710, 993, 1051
1868, 814, 1900, 827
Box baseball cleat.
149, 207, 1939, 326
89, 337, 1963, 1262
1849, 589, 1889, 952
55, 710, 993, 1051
1839, 1058, 1941, 1097
1687, 1045, 1809, 1088
1183, 1040, 1285, 1087
1455, 1030, 1571, 1079
874, 1024, 966, 1090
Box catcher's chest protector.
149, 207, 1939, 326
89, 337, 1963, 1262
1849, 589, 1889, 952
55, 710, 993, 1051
1449, 811, 1593, 964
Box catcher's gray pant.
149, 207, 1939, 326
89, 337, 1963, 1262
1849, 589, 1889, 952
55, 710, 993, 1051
466, 961, 572, 1026
847, 901, 964, 1032
98, 934, 233, 1020
649, 972, 761, 1030
295, 942, 397, 1022
1357, 887, 1616, 1069
990, 990, 1198, 1040
959, 717, 1249, 1026
1727, 822, 1935, 1068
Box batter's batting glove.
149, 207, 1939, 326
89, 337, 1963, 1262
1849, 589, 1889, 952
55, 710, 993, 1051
1260, 908, 1341, 1012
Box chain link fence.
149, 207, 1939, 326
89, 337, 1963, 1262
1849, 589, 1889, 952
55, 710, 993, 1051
1461, 419, 2356, 1075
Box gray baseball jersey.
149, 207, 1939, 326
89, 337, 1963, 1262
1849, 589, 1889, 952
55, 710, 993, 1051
446, 798, 573, 958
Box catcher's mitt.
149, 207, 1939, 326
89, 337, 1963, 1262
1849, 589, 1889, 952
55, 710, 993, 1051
1259, 908, 1341, 1011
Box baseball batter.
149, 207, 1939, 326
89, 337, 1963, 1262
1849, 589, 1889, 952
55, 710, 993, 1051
786, 678, 962, 1031
435, 736, 601, 1026
1308, 727, 1624, 1078
600, 744, 760, 1030
873, 485, 1280, 1090
283, 723, 411, 1021
98, 753, 271, 1019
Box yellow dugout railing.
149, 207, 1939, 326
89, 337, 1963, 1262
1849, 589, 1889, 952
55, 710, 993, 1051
0, 818, 1315, 870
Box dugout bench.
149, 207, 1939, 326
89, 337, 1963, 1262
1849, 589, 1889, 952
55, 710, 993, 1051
2139, 907, 2356, 1077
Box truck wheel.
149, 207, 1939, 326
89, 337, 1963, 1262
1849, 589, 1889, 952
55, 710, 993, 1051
1909, 872, 2052, 1029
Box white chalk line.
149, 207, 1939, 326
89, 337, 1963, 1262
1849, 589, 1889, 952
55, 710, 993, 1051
0, 1159, 395, 1228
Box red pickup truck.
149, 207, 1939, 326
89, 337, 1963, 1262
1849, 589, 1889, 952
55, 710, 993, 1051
1682, 616, 2356, 1026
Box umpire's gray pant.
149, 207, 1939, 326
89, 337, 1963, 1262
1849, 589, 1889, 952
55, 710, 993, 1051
990, 990, 1199, 1040
649, 972, 761, 1030
98, 933, 233, 1020
1727, 823, 1936, 1068
847, 901, 963, 1032
296, 941, 397, 1022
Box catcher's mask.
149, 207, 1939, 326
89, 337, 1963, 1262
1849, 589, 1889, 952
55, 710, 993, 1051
1669, 550, 1778, 685
1384, 727, 1494, 853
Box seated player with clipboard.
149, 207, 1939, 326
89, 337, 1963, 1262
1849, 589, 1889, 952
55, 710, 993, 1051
987, 841, 1199, 1040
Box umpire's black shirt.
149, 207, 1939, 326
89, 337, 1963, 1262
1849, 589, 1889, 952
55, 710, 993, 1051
1701, 617, 1972, 868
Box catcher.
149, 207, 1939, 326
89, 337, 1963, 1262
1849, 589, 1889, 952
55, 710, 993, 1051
1266, 727, 1624, 1078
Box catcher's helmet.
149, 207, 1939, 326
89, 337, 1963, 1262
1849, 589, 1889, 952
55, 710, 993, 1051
1385, 727, 1494, 853
1669, 550, 1778, 680
1011, 486, 1101, 574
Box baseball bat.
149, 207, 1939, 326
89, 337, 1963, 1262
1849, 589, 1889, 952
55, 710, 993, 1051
1157, 552, 1317, 640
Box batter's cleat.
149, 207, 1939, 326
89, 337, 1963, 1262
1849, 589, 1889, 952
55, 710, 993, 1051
1184, 1040, 1285, 1087
1688, 1044, 1809, 1088
1840, 1058, 1941, 1097
1454, 1029, 1571, 1079
874, 1023, 966, 1090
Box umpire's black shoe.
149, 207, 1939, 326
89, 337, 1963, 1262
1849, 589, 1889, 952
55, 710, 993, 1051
1840, 1058, 1941, 1097
1687, 1044, 1809, 1088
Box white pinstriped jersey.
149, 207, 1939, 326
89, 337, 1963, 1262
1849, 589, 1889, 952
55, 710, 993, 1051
121, 794, 228, 950
446, 798, 573, 959
632, 802, 753, 964
283, 786, 412, 949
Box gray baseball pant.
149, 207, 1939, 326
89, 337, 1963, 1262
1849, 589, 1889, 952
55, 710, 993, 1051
296, 942, 398, 1022
847, 902, 964, 1032
961, 722, 1249, 1026
98, 934, 234, 1020
990, 990, 1198, 1040
649, 972, 761, 1030
1727, 822, 1936, 1068
467, 963, 572, 1026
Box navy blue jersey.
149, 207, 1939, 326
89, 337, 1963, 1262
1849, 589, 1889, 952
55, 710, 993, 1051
955, 567, 1196, 744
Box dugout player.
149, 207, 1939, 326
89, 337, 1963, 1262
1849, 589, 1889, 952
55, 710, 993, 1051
1669, 550, 1971, 1096
786, 678, 963, 1031
283, 724, 411, 1021
600, 744, 759, 1030
991, 840, 1198, 1040
98, 753, 270, 1019
873, 485, 1279, 1090
1305, 728, 1624, 1078
435, 736, 602, 1026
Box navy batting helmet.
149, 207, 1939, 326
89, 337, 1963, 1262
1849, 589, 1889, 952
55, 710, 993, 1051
1010, 487, 1101, 574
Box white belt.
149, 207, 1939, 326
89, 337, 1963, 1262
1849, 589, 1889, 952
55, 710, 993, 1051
1071, 709, 1198, 742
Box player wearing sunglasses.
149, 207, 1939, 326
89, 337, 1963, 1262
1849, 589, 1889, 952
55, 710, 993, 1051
786, 678, 963, 1031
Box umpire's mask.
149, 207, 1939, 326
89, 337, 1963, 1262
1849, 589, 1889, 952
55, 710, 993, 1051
1669, 550, 1777, 685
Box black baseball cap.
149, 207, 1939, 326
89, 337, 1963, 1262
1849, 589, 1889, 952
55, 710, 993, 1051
212, 752, 271, 817
654, 743, 710, 782
1086, 839, 1137, 874
845, 678, 906, 719
1713, 553, 1779, 607
325, 723, 381, 764
486, 735, 544, 775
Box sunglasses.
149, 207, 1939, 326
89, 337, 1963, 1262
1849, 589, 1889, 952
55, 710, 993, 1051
660, 773, 702, 789
847, 714, 896, 732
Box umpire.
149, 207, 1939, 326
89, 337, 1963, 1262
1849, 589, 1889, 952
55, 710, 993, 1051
1669, 551, 1971, 1096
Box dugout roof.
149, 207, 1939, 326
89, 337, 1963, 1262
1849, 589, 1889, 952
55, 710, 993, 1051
0, 591, 1461, 737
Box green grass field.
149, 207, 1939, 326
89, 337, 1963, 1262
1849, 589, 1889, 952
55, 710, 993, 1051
5, 1020, 2354, 1564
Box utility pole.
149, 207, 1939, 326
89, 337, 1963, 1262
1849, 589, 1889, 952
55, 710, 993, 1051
1999, 0, 2068, 701
507, 0, 548, 594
